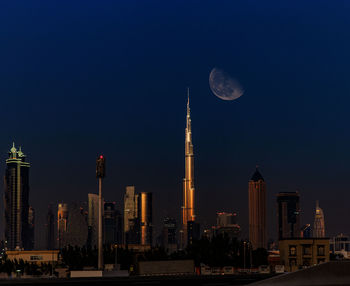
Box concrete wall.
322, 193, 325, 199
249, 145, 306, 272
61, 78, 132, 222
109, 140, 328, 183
138, 260, 195, 275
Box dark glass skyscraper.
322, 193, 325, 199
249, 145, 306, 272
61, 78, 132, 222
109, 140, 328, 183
104, 202, 122, 245
277, 192, 301, 240
4, 143, 32, 250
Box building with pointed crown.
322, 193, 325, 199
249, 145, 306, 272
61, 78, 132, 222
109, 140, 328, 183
180, 89, 196, 249
313, 200, 325, 238
4, 143, 33, 250
248, 167, 267, 249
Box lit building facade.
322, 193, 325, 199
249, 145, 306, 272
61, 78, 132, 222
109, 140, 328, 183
215, 212, 240, 238
248, 167, 266, 249
279, 238, 329, 272
4, 143, 32, 250
57, 203, 68, 249
277, 192, 301, 240
124, 186, 139, 244
139, 192, 153, 246
313, 200, 325, 238
181, 93, 196, 249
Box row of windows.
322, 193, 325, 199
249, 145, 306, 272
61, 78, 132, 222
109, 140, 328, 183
289, 245, 325, 256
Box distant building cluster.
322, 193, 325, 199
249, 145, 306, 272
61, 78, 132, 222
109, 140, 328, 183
2, 96, 337, 274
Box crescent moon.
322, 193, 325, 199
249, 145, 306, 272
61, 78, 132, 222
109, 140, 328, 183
209, 68, 244, 101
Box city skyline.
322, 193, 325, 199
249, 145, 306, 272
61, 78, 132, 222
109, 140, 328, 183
1, 1, 350, 249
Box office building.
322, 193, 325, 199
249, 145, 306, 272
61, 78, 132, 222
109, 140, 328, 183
314, 201, 325, 238
57, 203, 68, 249
61, 203, 88, 248
162, 217, 177, 253
4, 143, 32, 250
124, 186, 139, 244
88, 193, 102, 247
215, 212, 240, 238
277, 192, 301, 239
181, 92, 196, 249
139, 192, 153, 246
187, 221, 200, 245
104, 202, 122, 245
248, 167, 266, 249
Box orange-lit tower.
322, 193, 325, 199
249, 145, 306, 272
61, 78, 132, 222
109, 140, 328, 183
180, 89, 195, 249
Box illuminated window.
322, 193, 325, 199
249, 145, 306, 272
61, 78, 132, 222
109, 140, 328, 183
289, 245, 297, 256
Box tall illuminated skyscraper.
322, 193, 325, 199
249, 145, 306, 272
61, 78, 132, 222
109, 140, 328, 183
181, 91, 196, 249
139, 192, 153, 246
248, 167, 266, 249
313, 200, 325, 238
4, 143, 32, 250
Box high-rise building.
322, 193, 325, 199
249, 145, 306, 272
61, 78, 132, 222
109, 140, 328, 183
28, 206, 35, 250
248, 167, 267, 249
61, 203, 88, 248
314, 200, 325, 238
181, 92, 196, 249
139, 192, 153, 246
215, 212, 240, 238
124, 186, 139, 244
88, 193, 102, 248
277, 192, 301, 240
104, 202, 122, 246
301, 224, 312, 238
45, 204, 55, 250
162, 217, 177, 253
4, 143, 32, 250
57, 203, 68, 249
187, 221, 200, 245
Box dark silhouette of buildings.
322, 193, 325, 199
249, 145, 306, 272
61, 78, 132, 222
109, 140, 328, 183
277, 192, 301, 239
45, 204, 55, 250
104, 202, 122, 245
4, 143, 33, 250
248, 167, 266, 249
161, 217, 177, 253
187, 221, 200, 245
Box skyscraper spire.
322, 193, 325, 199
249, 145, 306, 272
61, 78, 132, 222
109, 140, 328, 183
181, 89, 195, 249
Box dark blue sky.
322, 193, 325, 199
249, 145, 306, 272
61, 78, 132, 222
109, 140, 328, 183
1, 1, 349, 247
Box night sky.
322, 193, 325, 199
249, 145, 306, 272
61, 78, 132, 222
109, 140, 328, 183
1, 1, 350, 248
